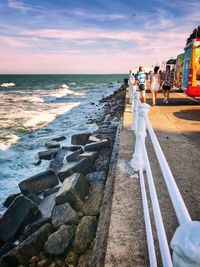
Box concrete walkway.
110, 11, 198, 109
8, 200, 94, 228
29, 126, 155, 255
104, 90, 200, 267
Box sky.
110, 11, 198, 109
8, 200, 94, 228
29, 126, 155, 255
0, 0, 199, 74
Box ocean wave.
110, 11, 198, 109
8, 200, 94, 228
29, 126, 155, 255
1, 82, 16, 88
68, 82, 76, 86
61, 84, 69, 89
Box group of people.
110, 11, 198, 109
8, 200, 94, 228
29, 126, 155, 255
128, 65, 174, 105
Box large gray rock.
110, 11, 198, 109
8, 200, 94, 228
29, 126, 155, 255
87, 135, 101, 143
3, 193, 21, 208
38, 148, 59, 160
66, 148, 84, 162
77, 151, 98, 163
77, 249, 93, 267
43, 186, 60, 197
58, 158, 94, 183
0, 242, 15, 257
38, 193, 57, 220
0, 196, 38, 243
83, 183, 104, 216
18, 170, 58, 195
44, 225, 75, 255
52, 203, 79, 229
49, 159, 63, 174
0, 223, 53, 266
26, 193, 42, 206
71, 132, 91, 145
56, 173, 89, 211
95, 153, 110, 173
85, 139, 110, 151
45, 141, 60, 149
62, 145, 82, 151
74, 216, 97, 254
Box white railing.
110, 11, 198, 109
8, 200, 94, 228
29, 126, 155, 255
129, 88, 200, 267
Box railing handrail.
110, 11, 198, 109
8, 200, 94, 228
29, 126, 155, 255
129, 87, 200, 267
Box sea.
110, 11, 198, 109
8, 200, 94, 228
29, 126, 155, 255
0, 74, 126, 210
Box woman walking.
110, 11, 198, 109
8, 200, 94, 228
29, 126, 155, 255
150, 66, 160, 105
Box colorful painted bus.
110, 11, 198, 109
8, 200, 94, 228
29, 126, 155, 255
182, 38, 200, 97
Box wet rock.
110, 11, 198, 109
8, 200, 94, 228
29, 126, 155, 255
26, 193, 42, 206
52, 203, 79, 229
51, 136, 66, 142
38, 193, 57, 220
85, 139, 110, 151
0, 242, 15, 257
83, 183, 104, 216
45, 141, 60, 149
87, 135, 101, 143
0, 196, 38, 243
19, 170, 58, 195
66, 148, 84, 162
0, 223, 53, 266
95, 153, 110, 173
43, 187, 60, 197
44, 225, 75, 255
71, 132, 91, 145
74, 216, 97, 254
49, 159, 63, 174
58, 158, 94, 183
56, 173, 89, 211
3, 193, 21, 208
36, 258, 51, 267
77, 249, 93, 267
65, 251, 78, 266
38, 148, 59, 160
62, 145, 82, 151
19, 217, 51, 242
55, 148, 68, 163
85, 171, 107, 184
77, 151, 99, 163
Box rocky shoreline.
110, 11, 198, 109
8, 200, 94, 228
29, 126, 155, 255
0, 84, 126, 267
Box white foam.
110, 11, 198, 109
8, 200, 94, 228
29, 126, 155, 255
68, 82, 76, 86
0, 134, 20, 151
1, 82, 16, 87
61, 84, 69, 89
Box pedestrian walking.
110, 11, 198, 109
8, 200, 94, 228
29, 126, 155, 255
136, 66, 146, 103
162, 65, 173, 104
150, 66, 161, 105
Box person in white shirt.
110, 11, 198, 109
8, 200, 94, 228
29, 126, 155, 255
150, 66, 161, 105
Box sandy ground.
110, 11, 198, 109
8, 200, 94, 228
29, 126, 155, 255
104, 90, 200, 267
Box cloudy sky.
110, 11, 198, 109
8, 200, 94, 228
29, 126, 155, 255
0, 0, 199, 74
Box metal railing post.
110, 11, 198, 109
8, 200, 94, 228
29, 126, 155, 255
132, 91, 140, 132
131, 103, 150, 171
171, 221, 200, 267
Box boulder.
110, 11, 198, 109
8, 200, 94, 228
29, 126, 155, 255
19, 217, 51, 242
43, 187, 60, 197
55, 148, 68, 163
66, 148, 84, 162
65, 251, 78, 267
95, 153, 110, 173
58, 158, 94, 183
44, 225, 75, 255
62, 145, 82, 151
0, 242, 15, 257
45, 141, 60, 149
0, 196, 38, 243
77, 151, 98, 163
87, 136, 101, 143
85, 139, 110, 151
85, 171, 107, 184
56, 173, 89, 211
38, 148, 59, 160
52, 203, 79, 229
83, 183, 104, 216
51, 136, 66, 142
49, 159, 63, 174
74, 216, 97, 254
38, 193, 57, 220
71, 132, 91, 145
27, 193, 42, 206
0, 223, 53, 266
19, 170, 58, 195
3, 193, 21, 208
77, 249, 93, 267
